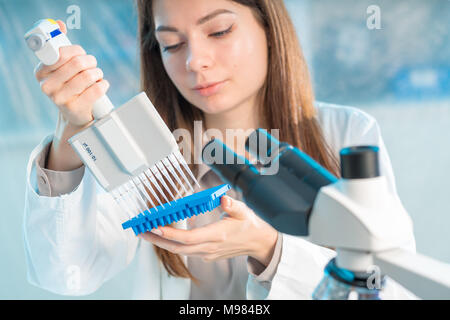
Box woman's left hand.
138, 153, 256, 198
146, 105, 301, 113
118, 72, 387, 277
139, 195, 278, 266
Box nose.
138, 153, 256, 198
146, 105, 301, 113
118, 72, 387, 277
185, 41, 213, 72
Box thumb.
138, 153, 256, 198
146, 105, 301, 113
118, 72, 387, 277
221, 196, 250, 220
56, 20, 67, 34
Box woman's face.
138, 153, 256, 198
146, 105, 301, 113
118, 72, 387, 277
153, 0, 269, 116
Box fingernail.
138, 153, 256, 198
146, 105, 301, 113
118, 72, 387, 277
223, 196, 231, 209
151, 228, 163, 236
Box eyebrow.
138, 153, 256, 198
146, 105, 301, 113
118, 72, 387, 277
155, 9, 235, 33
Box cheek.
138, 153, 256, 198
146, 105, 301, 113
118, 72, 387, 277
221, 31, 268, 88
162, 55, 186, 89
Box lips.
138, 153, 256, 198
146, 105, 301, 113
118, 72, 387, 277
192, 80, 227, 97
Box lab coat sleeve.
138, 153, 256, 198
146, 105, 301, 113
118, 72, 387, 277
23, 133, 139, 296
247, 234, 336, 299
342, 107, 398, 195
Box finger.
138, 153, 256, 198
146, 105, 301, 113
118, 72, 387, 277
221, 196, 249, 219
35, 45, 86, 80
44, 55, 98, 93
70, 79, 109, 109
156, 224, 227, 245
140, 232, 217, 256
40, 56, 98, 97
56, 20, 67, 34
53, 68, 104, 105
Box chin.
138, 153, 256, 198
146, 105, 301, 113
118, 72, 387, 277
199, 105, 232, 115
191, 96, 236, 115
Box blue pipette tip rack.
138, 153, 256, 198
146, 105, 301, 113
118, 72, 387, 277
122, 184, 231, 235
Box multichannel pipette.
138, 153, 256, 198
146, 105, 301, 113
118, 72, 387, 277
24, 19, 200, 219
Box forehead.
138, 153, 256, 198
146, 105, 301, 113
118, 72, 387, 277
153, 0, 241, 26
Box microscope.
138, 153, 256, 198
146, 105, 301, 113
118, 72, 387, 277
202, 129, 450, 299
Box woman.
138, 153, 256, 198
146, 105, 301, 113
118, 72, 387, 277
24, 0, 416, 299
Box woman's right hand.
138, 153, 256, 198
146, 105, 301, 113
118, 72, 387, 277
34, 20, 110, 171
34, 20, 110, 128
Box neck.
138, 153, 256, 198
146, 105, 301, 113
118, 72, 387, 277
204, 97, 263, 157
204, 99, 261, 132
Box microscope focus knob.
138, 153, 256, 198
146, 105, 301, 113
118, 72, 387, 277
340, 146, 380, 179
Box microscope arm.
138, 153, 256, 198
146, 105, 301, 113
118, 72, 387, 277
374, 249, 450, 300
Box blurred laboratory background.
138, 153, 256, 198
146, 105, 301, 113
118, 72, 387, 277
0, 0, 449, 299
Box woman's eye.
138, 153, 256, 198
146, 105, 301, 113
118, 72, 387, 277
161, 25, 234, 53
163, 43, 181, 53
210, 24, 233, 37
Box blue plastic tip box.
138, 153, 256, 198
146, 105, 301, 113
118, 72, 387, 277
122, 184, 231, 235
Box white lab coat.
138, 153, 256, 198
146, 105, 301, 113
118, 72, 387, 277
23, 102, 418, 299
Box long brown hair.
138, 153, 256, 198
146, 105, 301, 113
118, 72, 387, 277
136, 0, 340, 281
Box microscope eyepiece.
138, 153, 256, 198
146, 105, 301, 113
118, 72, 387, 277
245, 128, 281, 164
201, 138, 259, 190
